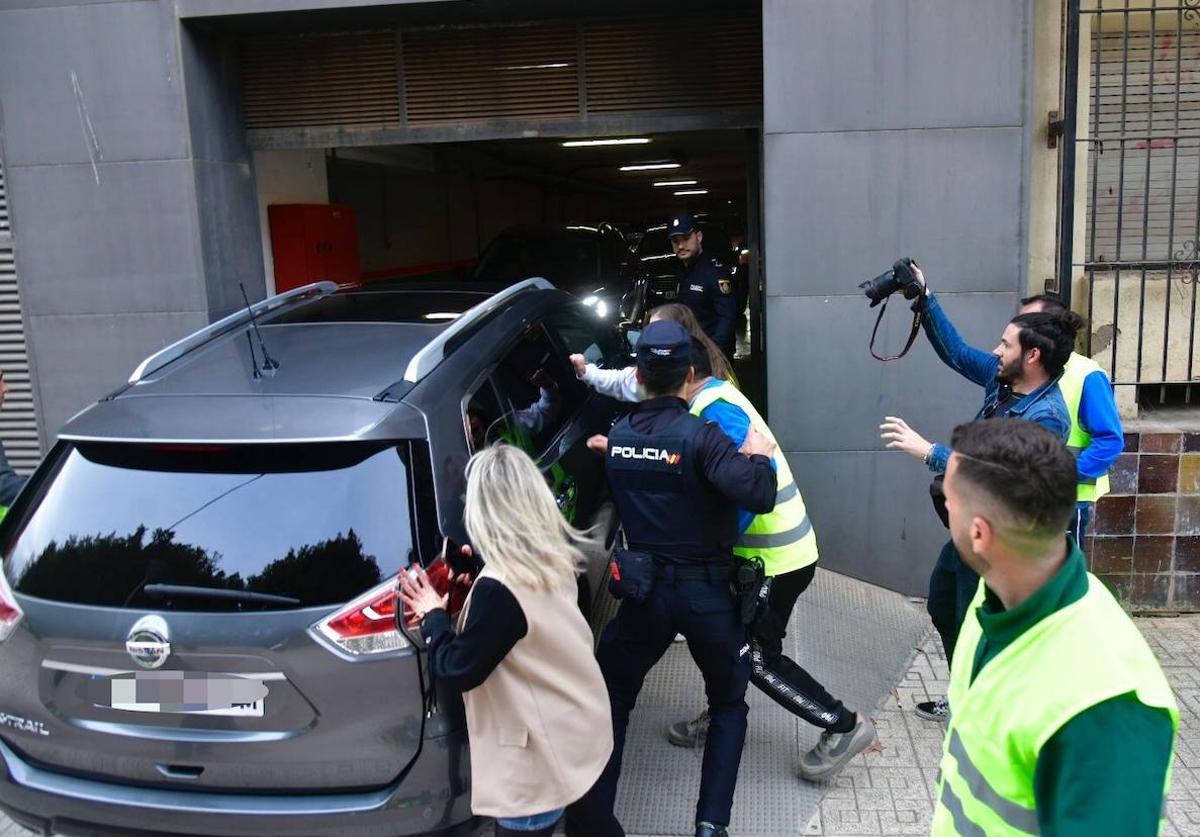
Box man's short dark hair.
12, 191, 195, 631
950, 419, 1076, 540
641, 364, 690, 397
1008, 309, 1083, 378
1019, 292, 1067, 315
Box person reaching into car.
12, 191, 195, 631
398, 444, 612, 837
569, 303, 734, 402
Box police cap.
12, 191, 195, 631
667, 213, 698, 239
636, 320, 692, 376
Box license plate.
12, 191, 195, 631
99, 672, 267, 717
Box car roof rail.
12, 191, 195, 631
128, 281, 339, 384
402, 277, 553, 384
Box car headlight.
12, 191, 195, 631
581, 295, 611, 319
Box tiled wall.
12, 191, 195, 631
1085, 431, 1200, 612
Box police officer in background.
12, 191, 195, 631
567, 320, 777, 837
669, 214, 738, 359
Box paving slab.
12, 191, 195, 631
4, 573, 1198, 837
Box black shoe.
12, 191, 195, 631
915, 698, 950, 723
696, 822, 728, 837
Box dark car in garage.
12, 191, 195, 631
0, 279, 627, 836
471, 223, 636, 322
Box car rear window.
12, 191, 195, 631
3, 442, 418, 611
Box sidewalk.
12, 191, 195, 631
806, 613, 1200, 836
1, 589, 1196, 836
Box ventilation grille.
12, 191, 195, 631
584, 14, 762, 113
240, 12, 761, 132
0, 163, 9, 237
403, 24, 579, 124
241, 31, 400, 129
0, 159, 41, 474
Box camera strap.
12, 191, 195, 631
869, 295, 923, 362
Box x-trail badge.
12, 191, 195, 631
125, 615, 171, 670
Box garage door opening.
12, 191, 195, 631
258, 129, 764, 406
216, 0, 766, 408
254, 132, 765, 405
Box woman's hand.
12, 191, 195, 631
397, 565, 448, 620
880, 415, 934, 461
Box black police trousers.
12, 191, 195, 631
751, 563, 849, 730
566, 566, 750, 836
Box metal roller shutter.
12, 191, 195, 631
1087, 26, 1200, 263
0, 159, 41, 474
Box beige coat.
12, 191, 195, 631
458, 566, 613, 818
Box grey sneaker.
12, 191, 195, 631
915, 698, 950, 723
797, 713, 878, 782
666, 710, 710, 748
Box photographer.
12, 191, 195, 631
878, 265, 1075, 723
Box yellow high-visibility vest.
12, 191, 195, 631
1059, 353, 1112, 502
689, 381, 818, 577
933, 574, 1178, 835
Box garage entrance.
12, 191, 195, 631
213, 0, 767, 406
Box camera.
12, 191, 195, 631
859, 257, 922, 307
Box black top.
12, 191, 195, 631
419, 577, 528, 691
607, 396, 775, 561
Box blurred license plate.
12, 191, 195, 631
99, 672, 267, 717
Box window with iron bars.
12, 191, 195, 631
1079, 1, 1200, 414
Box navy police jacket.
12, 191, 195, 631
606, 396, 776, 563
676, 254, 738, 354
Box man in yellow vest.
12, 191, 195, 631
934, 418, 1176, 836
1019, 294, 1124, 545
667, 346, 877, 781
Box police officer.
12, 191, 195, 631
567, 320, 777, 837
669, 214, 738, 359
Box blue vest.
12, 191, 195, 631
606, 410, 737, 563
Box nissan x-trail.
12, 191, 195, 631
0, 278, 627, 836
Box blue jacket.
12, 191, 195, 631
920, 292, 1071, 474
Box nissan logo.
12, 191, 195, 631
125, 615, 171, 670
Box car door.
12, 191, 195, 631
485, 310, 626, 633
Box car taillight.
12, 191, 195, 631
310, 578, 409, 658
0, 567, 23, 643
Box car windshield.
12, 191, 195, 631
474, 231, 601, 289
3, 442, 416, 611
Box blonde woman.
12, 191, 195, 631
398, 445, 612, 837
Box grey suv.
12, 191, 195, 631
0, 279, 627, 836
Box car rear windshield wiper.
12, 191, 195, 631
142, 584, 300, 607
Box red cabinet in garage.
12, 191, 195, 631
268, 204, 362, 292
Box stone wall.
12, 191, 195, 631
1086, 428, 1200, 611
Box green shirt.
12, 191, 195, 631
970, 543, 1174, 836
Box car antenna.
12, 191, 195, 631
239, 283, 280, 376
